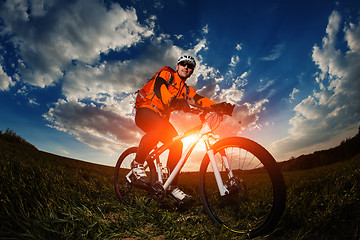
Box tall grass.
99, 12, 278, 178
277, 155, 360, 240
1, 136, 359, 239
0, 140, 116, 239
0, 139, 225, 239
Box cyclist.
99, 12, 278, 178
132, 55, 232, 204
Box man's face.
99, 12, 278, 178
176, 61, 194, 79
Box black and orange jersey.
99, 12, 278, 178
136, 67, 215, 115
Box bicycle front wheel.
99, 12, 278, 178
199, 137, 286, 238
114, 147, 156, 207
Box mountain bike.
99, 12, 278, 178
114, 104, 286, 238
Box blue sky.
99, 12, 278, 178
0, 0, 359, 167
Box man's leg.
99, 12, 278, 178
134, 108, 178, 164
164, 139, 183, 185
158, 132, 193, 204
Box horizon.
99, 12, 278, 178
1, 0, 359, 167
1, 123, 359, 169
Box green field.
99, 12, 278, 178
0, 131, 359, 239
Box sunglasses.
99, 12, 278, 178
178, 61, 195, 70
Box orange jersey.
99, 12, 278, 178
136, 68, 215, 115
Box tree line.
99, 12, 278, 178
280, 127, 360, 171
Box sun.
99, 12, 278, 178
181, 135, 198, 149
181, 135, 207, 152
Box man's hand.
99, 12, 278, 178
169, 98, 191, 112
211, 102, 235, 116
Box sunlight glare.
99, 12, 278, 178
181, 135, 207, 152
181, 135, 198, 149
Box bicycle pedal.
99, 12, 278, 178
126, 171, 150, 188
150, 182, 165, 201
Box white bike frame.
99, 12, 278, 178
142, 116, 233, 196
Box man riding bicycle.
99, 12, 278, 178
132, 55, 232, 204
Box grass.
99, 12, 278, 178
0, 137, 359, 239
277, 157, 360, 240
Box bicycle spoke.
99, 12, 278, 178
200, 138, 286, 238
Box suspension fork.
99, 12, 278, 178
219, 149, 235, 180
204, 139, 230, 196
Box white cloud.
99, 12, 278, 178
62, 38, 184, 100
235, 43, 242, 51
43, 99, 142, 152
229, 55, 240, 67
0, 0, 154, 87
272, 10, 360, 160
28, 98, 39, 106
0, 64, 15, 90
228, 43, 243, 67
202, 24, 209, 35
193, 38, 208, 54
58, 149, 70, 156
217, 83, 245, 104
175, 34, 184, 40
239, 71, 248, 79
289, 88, 299, 103
257, 79, 274, 92
345, 22, 360, 52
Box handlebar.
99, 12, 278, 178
186, 102, 235, 117
177, 102, 235, 132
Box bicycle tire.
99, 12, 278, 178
114, 147, 157, 207
199, 137, 286, 238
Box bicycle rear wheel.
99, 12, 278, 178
114, 147, 156, 207
199, 137, 286, 238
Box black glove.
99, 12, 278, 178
211, 102, 234, 116
169, 98, 190, 111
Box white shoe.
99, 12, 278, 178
167, 186, 193, 204
131, 161, 149, 185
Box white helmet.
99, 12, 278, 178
177, 55, 196, 67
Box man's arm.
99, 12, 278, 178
153, 71, 173, 105
188, 86, 216, 107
